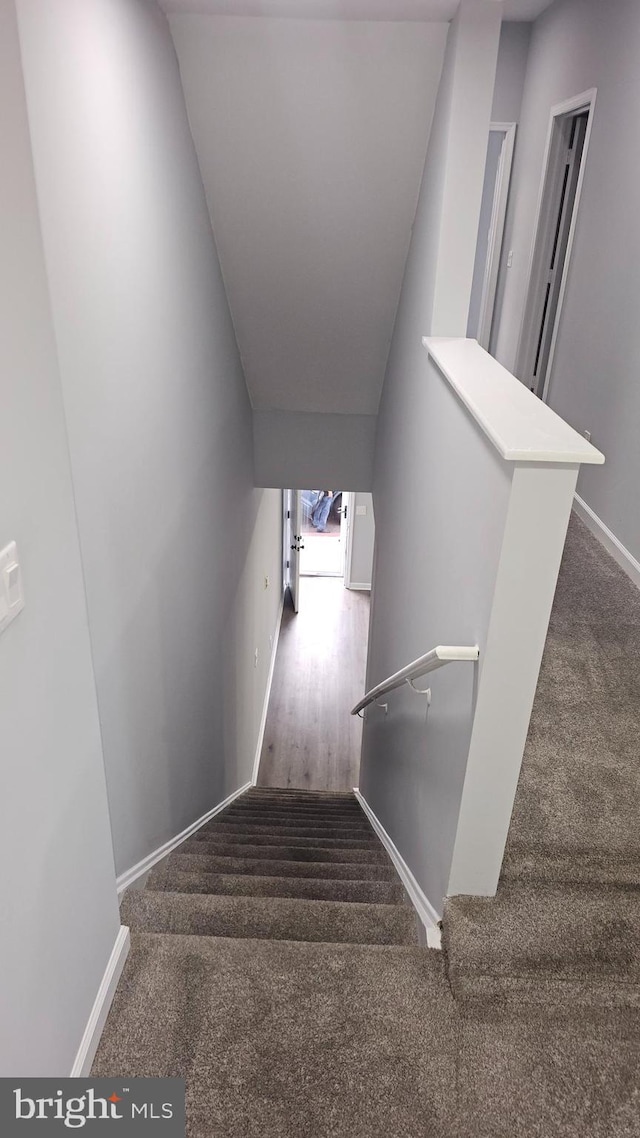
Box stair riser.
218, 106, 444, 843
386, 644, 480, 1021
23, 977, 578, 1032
247, 791, 357, 802
146, 871, 404, 905
242, 801, 364, 810
220, 810, 371, 828
180, 838, 388, 863
215, 824, 373, 841
501, 855, 640, 888
231, 795, 364, 809
444, 886, 640, 991
167, 852, 396, 880
193, 830, 378, 849
121, 892, 419, 947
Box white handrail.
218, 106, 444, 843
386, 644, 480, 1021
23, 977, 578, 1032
351, 645, 479, 716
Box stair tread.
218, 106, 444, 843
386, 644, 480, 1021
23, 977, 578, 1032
146, 868, 405, 905
92, 932, 454, 1138
220, 810, 371, 827
193, 828, 378, 848
166, 851, 397, 880
121, 889, 419, 946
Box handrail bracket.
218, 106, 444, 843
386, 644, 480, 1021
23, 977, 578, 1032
351, 644, 479, 716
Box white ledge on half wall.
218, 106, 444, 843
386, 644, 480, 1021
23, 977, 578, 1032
422, 337, 605, 466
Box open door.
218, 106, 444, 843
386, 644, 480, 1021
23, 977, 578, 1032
285, 489, 303, 613
516, 91, 595, 401
338, 492, 350, 578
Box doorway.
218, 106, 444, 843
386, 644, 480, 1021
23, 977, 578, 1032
516, 89, 596, 401
299, 490, 348, 578
268, 489, 373, 788
283, 490, 373, 613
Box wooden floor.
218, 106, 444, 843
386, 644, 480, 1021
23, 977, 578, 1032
258, 577, 371, 791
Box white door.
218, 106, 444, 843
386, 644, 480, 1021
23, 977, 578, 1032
286, 489, 303, 613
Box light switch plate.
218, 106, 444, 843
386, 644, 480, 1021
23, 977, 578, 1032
0, 541, 25, 636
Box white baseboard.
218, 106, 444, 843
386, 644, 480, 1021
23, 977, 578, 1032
116, 782, 252, 894
345, 582, 371, 591
251, 593, 285, 785
573, 494, 640, 591
353, 788, 442, 948
70, 925, 130, 1076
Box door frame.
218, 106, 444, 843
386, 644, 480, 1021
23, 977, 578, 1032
342, 492, 355, 586
477, 122, 516, 351
282, 489, 290, 597
283, 489, 302, 612
515, 88, 597, 403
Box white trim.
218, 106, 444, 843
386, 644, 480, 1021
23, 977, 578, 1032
343, 491, 354, 588
345, 582, 371, 592
116, 783, 252, 894
353, 788, 441, 946
70, 925, 130, 1076
423, 338, 603, 465
515, 88, 597, 400
573, 494, 640, 591
477, 122, 516, 351
251, 592, 285, 785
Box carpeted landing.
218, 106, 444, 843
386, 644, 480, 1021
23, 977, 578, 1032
93, 788, 457, 1136
93, 782, 639, 1136
94, 778, 637, 1133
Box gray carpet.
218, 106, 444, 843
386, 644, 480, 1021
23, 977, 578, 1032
94, 519, 640, 1135
504, 516, 640, 881
445, 517, 640, 1134
94, 789, 456, 1136
94, 934, 456, 1138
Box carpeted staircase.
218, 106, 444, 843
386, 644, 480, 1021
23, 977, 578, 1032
93, 522, 639, 1136
94, 788, 639, 1137
93, 788, 457, 1136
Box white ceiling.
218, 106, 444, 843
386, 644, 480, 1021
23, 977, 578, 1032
163, 1, 555, 21
171, 15, 447, 414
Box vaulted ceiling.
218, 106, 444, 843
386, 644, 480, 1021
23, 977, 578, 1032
167, 2, 551, 415
170, 15, 446, 414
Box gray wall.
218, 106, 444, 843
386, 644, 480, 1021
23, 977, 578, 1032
254, 411, 376, 490
360, 0, 501, 912
17, 0, 280, 878
491, 20, 532, 123
467, 130, 504, 340
468, 23, 532, 343
492, 0, 640, 561
224, 489, 283, 784
487, 20, 532, 358
0, 0, 120, 1075
362, 356, 512, 912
